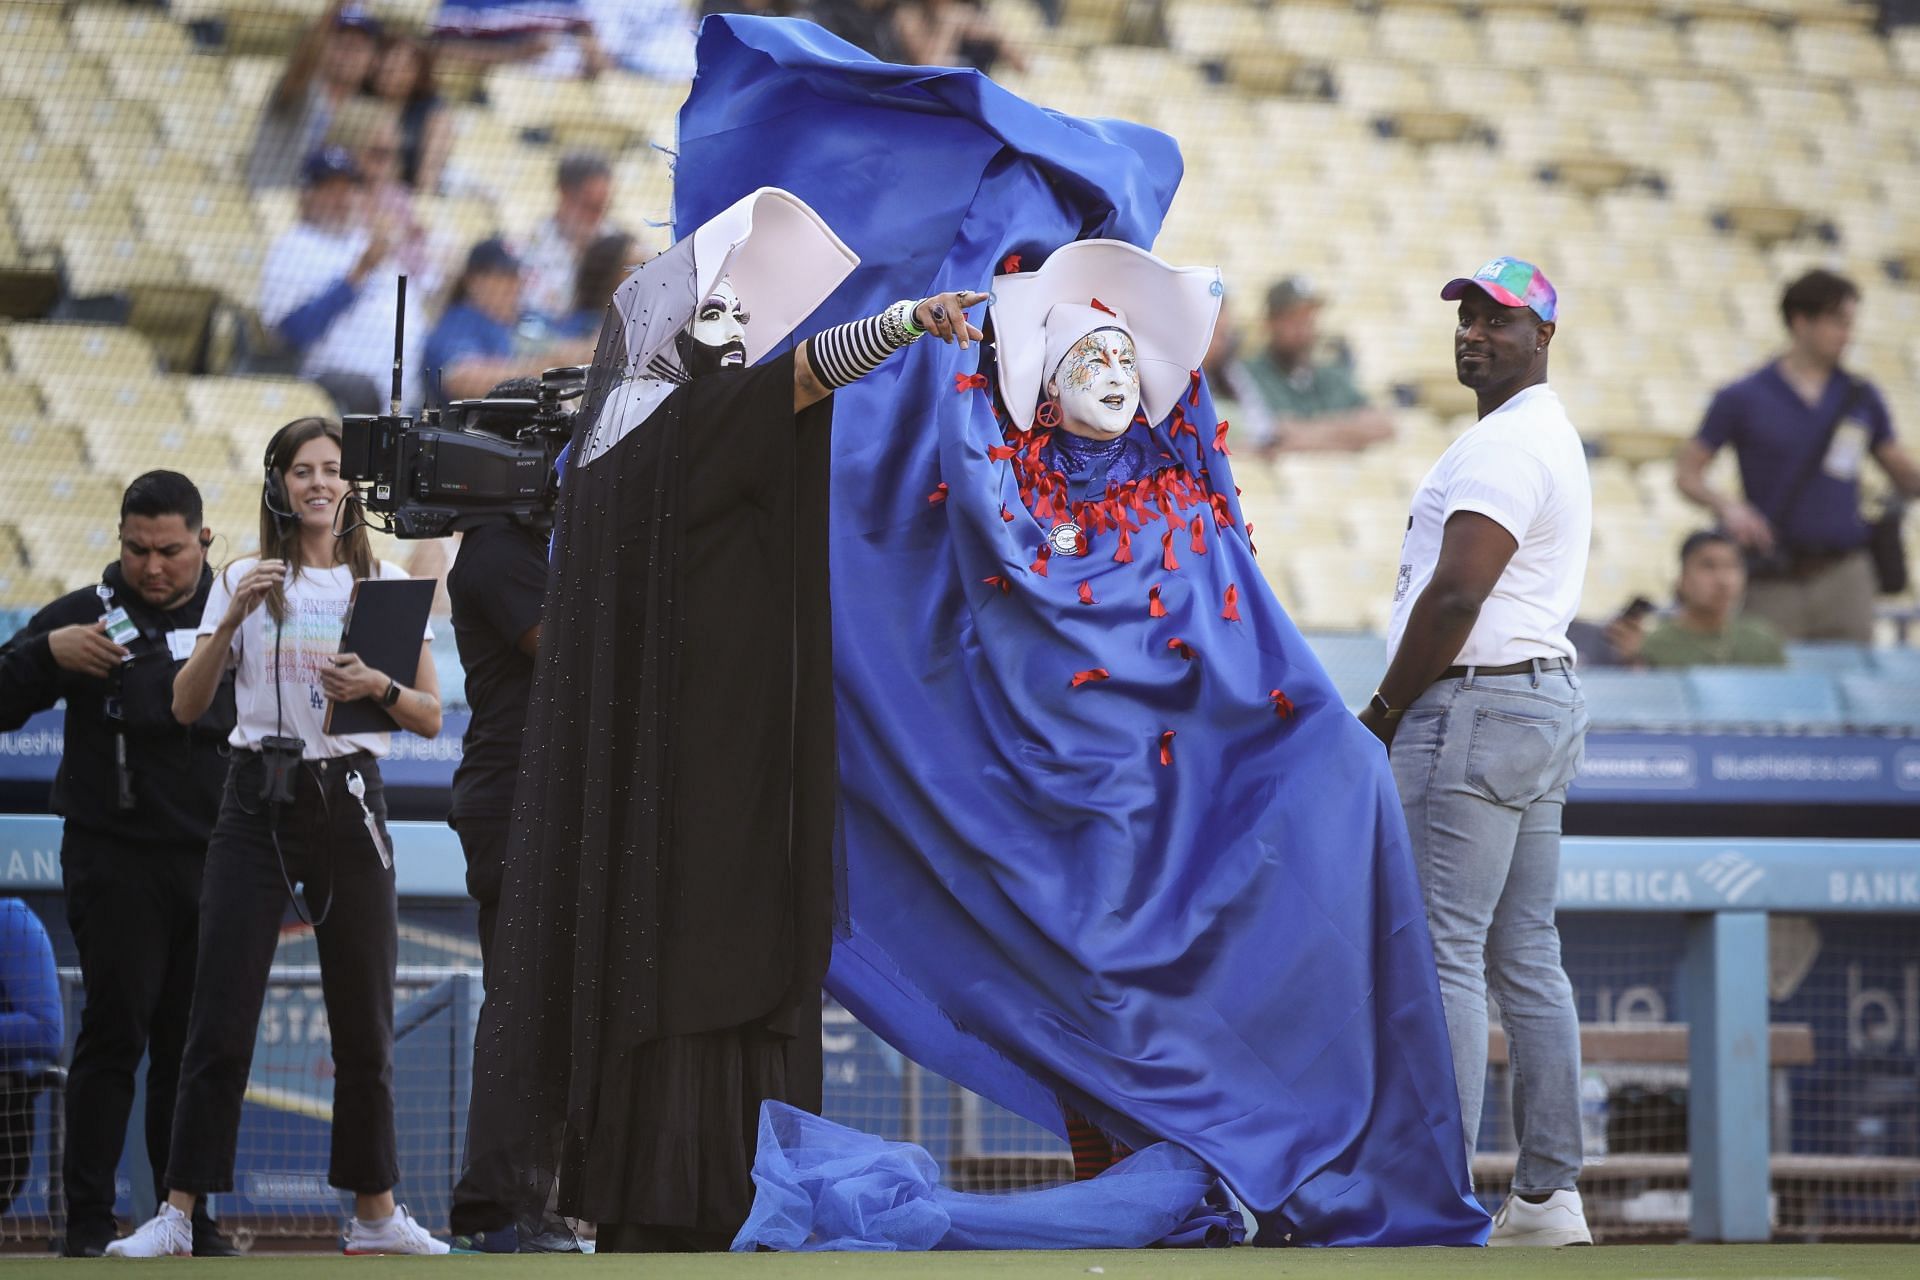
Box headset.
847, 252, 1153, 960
262, 421, 297, 530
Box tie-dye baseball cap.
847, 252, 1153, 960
1440, 257, 1557, 322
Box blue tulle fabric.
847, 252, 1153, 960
678, 15, 1489, 1250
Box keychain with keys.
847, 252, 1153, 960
345, 771, 392, 869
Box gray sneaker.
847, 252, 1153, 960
342, 1204, 451, 1255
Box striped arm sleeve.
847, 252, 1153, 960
804, 301, 917, 390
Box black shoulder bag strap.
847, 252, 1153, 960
1765, 373, 1862, 557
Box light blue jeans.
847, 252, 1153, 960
1388, 662, 1588, 1194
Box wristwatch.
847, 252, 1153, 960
382, 678, 401, 708
1368, 691, 1403, 721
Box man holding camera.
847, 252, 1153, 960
0, 473, 236, 1257
444, 382, 551, 997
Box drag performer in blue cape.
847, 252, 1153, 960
659, 16, 1490, 1250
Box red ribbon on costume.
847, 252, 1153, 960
982, 575, 1011, 595
1160, 529, 1179, 572
1000, 505, 1016, 523
988, 443, 1017, 461
1001, 253, 1022, 274
956, 373, 990, 394
1077, 581, 1095, 606
1222, 583, 1240, 621
1167, 637, 1196, 661
1030, 544, 1051, 577
1071, 668, 1109, 688
1212, 419, 1232, 454
1245, 521, 1258, 556
1112, 525, 1133, 563
1189, 516, 1207, 555
928, 482, 948, 505
1187, 369, 1202, 406
1090, 297, 1117, 317
1270, 689, 1296, 718
1158, 730, 1176, 766
1148, 584, 1166, 618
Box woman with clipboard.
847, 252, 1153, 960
110, 418, 447, 1257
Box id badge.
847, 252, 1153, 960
1822, 422, 1869, 481
101, 605, 138, 660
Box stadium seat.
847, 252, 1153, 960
1784, 643, 1874, 675
1302, 631, 1387, 708
1, 323, 157, 382
1577, 671, 1700, 730
5, 178, 138, 256
1836, 674, 1920, 732
1872, 646, 1920, 680
38, 375, 190, 429
5, 418, 89, 482
0, 563, 62, 608
1684, 669, 1845, 730
185, 375, 336, 434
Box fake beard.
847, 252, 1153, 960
676, 329, 748, 379
1053, 330, 1140, 438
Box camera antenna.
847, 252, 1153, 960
390, 273, 407, 416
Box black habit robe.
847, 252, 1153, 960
454, 350, 836, 1238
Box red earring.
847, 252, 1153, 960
1036, 398, 1063, 429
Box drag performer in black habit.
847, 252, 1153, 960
453, 187, 986, 1252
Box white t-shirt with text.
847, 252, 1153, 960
1385, 383, 1591, 668
200, 558, 433, 759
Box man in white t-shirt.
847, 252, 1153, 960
1358, 257, 1594, 1247
258, 147, 427, 415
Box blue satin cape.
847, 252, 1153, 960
677, 15, 1488, 1249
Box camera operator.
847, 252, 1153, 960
0, 472, 238, 1258
444, 379, 550, 996
109, 419, 448, 1257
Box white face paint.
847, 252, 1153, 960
691, 278, 749, 366
1050, 328, 1140, 439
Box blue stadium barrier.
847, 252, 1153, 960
3, 814, 1917, 1243
1838, 675, 1920, 733
1685, 669, 1847, 731
1576, 670, 1700, 729
1785, 643, 1875, 676
1874, 647, 1920, 681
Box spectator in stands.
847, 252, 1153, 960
1641, 531, 1786, 669
1202, 311, 1275, 450
521, 153, 617, 322
327, 101, 442, 290
0, 897, 60, 1218
1241, 277, 1394, 453
1565, 598, 1652, 669
0, 473, 237, 1257
890, 0, 1027, 73
581, 0, 697, 80
1678, 269, 1920, 643
363, 32, 452, 193
552, 230, 637, 339
432, 0, 609, 79
111, 420, 446, 1258
246, 2, 385, 191
1360, 257, 1592, 1247
423, 239, 595, 401
260, 146, 427, 415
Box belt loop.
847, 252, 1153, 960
1462, 665, 1476, 690
1530, 657, 1542, 688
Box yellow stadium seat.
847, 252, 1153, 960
1687, 17, 1794, 78
1478, 10, 1586, 68
1270, 2, 1375, 61
131, 184, 261, 257
0, 134, 86, 185
1333, 59, 1436, 115
57, 229, 185, 298
0, 3, 67, 51
0, 565, 64, 607
85, 141, 219, 198
38, 375, 190, 428
0, 521, 27, 569
155, 96, 259, 179
1164, 2, 1265, 61
222, 53, 286, 113
84, 421, 237, 489
1791, 22, 1895, 79
2, 322, 157, 383
1581, 14, 1693, 73
5, 179, 137, 254
185, 375, 335, 433
0, 94, 38, 139
1376, 7, 1479, 65
0, 47, 107, 101
4, 416, 89, 479
104, 51, 232, 109
69, 5, 197, 61
592, 72, 685, 149
0, 378, 42, 415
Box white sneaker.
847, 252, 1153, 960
104, 1203, 193, 1257
1489, 1187, 1593, 1247
343, 1204, 451, 1255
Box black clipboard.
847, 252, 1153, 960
322, 577, 437, 735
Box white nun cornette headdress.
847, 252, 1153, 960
577, 187, 859, 467
989, 239, 1222, 431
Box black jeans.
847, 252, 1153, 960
450, 815, 507, 997
59, 835, 204, 1238
165, 751, 400, 1196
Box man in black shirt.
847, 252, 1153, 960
0, 472, 236, 1257
445, 511, 546, 993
